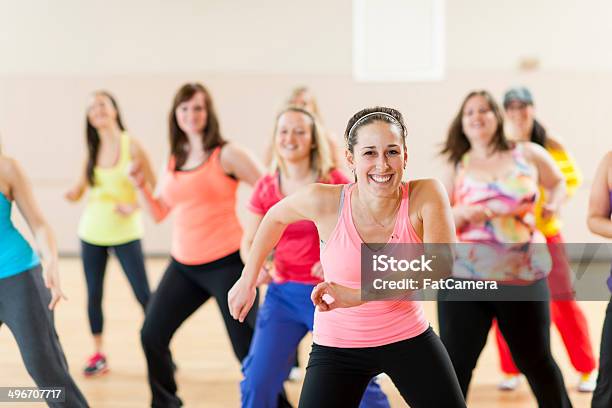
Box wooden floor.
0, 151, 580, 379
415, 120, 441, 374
0, 257, 606, 407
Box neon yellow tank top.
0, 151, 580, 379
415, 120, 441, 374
535, 148, 582, 237
78, 132, 143, 245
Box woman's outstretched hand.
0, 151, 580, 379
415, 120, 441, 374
228, 276, 257, 323
43, 261, 67, 310
115, 203, 139, 216
310, 281, 363, 312
310, 261, 324, 279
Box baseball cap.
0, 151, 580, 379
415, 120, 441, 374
503, 87, 534, 108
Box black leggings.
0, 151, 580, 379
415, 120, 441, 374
141, 252, 258, 408
593, 297, 612, 408
437, 279, 572, 408
298, 327, 466, 408
81, 239, 150, 334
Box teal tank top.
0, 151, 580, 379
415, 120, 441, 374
0, 192, 39, 279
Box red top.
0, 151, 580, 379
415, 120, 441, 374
248, 169, 348, 284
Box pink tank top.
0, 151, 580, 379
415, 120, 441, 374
314, 182, 429, 348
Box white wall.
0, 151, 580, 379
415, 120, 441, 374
447, 0, 612, 71
2, 0, 612, 74
0, 0, 352, 75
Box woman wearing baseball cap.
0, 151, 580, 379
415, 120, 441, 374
493, 86, 597, 392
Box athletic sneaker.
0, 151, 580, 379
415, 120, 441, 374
497, 374, 520, 391
83, 352, 109, 377
577, 371, 597, 393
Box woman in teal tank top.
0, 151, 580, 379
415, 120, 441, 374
0, 145, 88, 407
65, 91, 156, 376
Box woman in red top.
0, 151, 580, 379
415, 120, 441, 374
131, 83, 263, 407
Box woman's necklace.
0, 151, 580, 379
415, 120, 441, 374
356, 187, 402, 229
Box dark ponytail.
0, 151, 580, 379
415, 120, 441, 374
529, 119, 548, 147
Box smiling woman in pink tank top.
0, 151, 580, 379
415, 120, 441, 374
229, 107, 466, 408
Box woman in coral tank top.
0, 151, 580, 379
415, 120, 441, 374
229, 107, 465, 407
131, 83, 264, 407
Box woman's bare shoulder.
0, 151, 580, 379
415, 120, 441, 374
409, 178, 446, 200
0, 155, 19, 179
309, 183, 344, 212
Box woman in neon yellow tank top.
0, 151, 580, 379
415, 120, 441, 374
491, 87, 597, 392
65, 91, 156, 377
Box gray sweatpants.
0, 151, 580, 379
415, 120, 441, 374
0, 265, 89, 407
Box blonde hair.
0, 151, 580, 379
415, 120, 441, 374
287, 86, 321, 118
271, 106, 334, 181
